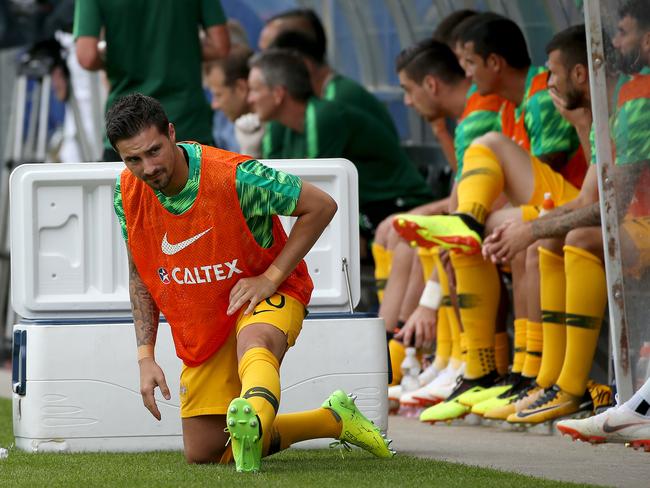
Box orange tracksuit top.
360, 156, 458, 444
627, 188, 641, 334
120, 144, 313, 366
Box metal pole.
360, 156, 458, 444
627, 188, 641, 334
36, 74, 51, 161
584, 0, 634, 400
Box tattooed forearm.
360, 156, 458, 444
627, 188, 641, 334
531, 202, 601, 239
127, 250, 160, 347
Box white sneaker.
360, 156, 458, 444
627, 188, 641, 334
423, 362, 465, 401
557, 403, 650, 449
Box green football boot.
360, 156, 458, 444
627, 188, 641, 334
323, 390, 395, 458
392, 214, 482, 254
456, 384, 512, 407
419, 399, 470, 423
472, 392, 518, 415
226, 397, 263, 473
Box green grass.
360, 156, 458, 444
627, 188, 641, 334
0, 398, 597, 488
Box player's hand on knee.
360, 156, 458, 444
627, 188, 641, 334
139, 358, 170, 421
483, 220, 533, 263
227, 275, 278, 316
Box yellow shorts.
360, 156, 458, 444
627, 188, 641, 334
621, 216, 650, 274
179, 292, 306, 418
520, 155, 581, 221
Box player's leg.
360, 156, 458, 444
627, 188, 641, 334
182, 415, 230, 464
230, 294, 394, 471
228, 293, 302, 471
381, 240, 419, 385
393, 133, 579, 252
179, 331, 241, 464
511, 227, 608, 424
535, 240, 568, 391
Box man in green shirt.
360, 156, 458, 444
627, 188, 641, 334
249, 49, 434, 238
73, 0, 230, 161
268, 29, 398, 136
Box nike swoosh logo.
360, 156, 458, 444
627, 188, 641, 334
252, 309, 273, 316
602, 418, 650, 433
161, 227, 213, 255
516, 401, 573, 418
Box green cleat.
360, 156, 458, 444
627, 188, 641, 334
456, 384, 511, 407
392, 214, 482, 254
226, 397, 263, 473
471, 393, 517, 416
323, 390, 395, 458
419, 399, 470, 423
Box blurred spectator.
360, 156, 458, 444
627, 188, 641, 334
205, 45, 263, 157
74, 0, 230, 161
258, 8, 326, 52
269, 29, 397, 135
249, 49, 433, 238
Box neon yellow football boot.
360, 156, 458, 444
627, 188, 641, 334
419, 399, 470, 423
323, 390, 396, 458
471, 374, 535, 415
392, 214, 482, 254
226, 397, 263, 473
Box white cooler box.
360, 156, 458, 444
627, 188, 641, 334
10, 159, 388, 453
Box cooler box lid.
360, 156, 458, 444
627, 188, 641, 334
10, 158, 360, 319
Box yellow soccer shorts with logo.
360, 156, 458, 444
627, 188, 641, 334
179, 292, 305, 418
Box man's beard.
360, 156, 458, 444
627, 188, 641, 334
564, 87, 586, 110
615, 46, 644, 74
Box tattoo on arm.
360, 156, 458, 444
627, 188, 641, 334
128, 250, 160, 347
531, 202, 601, 239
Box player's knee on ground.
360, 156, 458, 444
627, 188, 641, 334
564, 227, 603, 258
184, 436, 229, 464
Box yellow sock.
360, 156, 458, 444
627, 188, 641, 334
460, 331, 468, 365
495, 331, 509, 376
371, 242, 392, 303
457, 144, 505, 224
388, 339, 405, 385
417, 248, 436, 282
433, 250, 462, 368
264, 408, 341, 455
433, 306, 451, 370
521, 321, 542, 378
512, 318, 527, 373
450, 252, 499, 378
536, 247, 566, 388
239, 347, 281, 446
557, 246, 607, 397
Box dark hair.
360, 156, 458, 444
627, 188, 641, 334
460, 13, 531, 69
449, 12, 484, 48
433, 9, 477, 46
249, 49, 315, 102
266, 8, 327, 59
270, 30, 324, 65
206, 45, 254, 86
105, 93, 169, 149
620, 0, 650, 31
545, 24, 587, 71
396, 38, 465, 84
